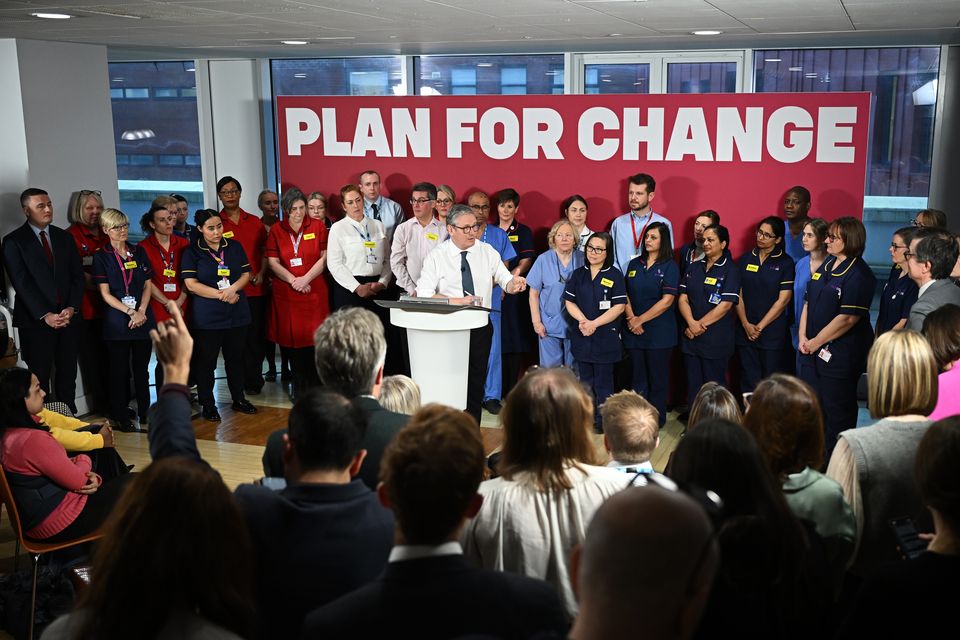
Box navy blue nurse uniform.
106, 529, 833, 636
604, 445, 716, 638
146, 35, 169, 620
736, 247, 796, 392
93, 243, 156, 425
679, 254, 740, 408
181, 237, 252, 409
564, 265, 627, 423
799, 255, 875, 450
623, 256, 678, 426
875, 265, 918, 335
500, 221, 536, 394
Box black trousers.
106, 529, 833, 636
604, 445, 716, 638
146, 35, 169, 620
44, 468, 135, 543
194, 326, 248, 407
19, 319, 81, 407
282, 346, 320, 398
467, 322, 493, 425
105, 339, 152, 422
243, 296, 266, 392
77, 318, 108, 414
331, 277, 405, 376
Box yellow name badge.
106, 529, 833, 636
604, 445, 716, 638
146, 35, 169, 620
704, 277, 718, 285
627, 270, 637, 278
163, 269, 176, 277
303, 233, 316, 240
746, 264, 760, 272
426, 233, 439, 241
812, 272, 822, 281
508, 235, 519, 242
363, 241, 377, 248
123, 261, 138, 269
217, 267, 231, 277
222, 231, 234, 238
600, 277, 615, 287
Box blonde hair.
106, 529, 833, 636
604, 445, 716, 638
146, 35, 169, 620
99, 208, 128, 231
70, 191, 104, 225
688, 382, 741, 430
151, 195, 178, 210
379, 375, 421, 415
437, 184, 456, 202
547, 219, 576, 250
600, 390, 659, 464
868, 329, 938, 418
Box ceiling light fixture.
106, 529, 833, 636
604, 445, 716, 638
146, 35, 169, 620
692, 30, 721, 36
764, 58, 782, 63
294, 73, 307, 79
788, 66, 802, 72
282, 40, 308, 45
31, 12, 72, 19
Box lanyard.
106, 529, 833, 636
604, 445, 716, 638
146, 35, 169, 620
630, 212, 652, 252
355, 221, 375, 254
156, 241, 175, 280
112, 245, 134, 296
290, 229, 304, 256
555, 252, 572, 283
207, 247, 226, 267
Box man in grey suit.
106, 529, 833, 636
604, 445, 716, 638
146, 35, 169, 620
906, 227, 960, 332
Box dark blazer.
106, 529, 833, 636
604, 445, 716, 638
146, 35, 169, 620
907, 278, 960, 331
353, 396, 408, 490
301, 554, 569, 639
2, 222, 84, 326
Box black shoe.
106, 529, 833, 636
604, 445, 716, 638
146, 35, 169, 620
232, 400, 258, 414
264, 371, 277, 382
245, 386, 262, 396
126, 407, 138, 420
677, 411, 690, 423
482, 399, 502, 415
116, 420, 143, 433
202, 405, 222, 422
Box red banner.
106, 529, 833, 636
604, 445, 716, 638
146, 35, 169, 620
277, 93, 870, 255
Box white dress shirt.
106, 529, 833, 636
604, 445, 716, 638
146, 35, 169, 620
327, 215, 393, 292
390, 217, 449, 295
416, 239, 514, 309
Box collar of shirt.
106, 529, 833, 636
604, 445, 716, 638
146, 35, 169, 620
389, 541, 463, 563
364, 196, 383, 212
74, 224, 103, 243
220, 208, 251, 224
28, 222, 49, 240
752, 247, 784, 260
195, 237, 229, 252
919, 279, 938, 297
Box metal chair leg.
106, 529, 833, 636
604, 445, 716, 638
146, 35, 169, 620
13, 538, 20, 572
29, 553, 40, 640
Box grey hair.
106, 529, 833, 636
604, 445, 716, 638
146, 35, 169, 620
446, 204, 475, 229
379, 375, 421, 415
313, 307, 387, 398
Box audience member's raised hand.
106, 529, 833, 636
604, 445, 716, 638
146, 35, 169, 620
149, 302, 193, 386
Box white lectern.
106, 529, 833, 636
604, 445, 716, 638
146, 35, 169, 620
376, 299, 489, 410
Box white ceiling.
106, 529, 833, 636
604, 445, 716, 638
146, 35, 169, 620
0, 0, 957, 60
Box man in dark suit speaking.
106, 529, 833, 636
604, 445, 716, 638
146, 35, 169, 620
906, 227, 960, 332
301, 404, 569, 639
2, 188, 84, 412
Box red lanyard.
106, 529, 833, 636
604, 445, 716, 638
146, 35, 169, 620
289, 229, 304, 256
157, 242, 175, 280
112, 245, 133, 296
630, 213, 652, 251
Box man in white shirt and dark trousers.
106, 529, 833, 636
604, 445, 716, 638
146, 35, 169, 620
417, 205, 527, 424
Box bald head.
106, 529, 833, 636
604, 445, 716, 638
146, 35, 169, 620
572, 486, 717, 640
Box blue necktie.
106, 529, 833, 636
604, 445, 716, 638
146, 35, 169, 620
460, 251, 475, 297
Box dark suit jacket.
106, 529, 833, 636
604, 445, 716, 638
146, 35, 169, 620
2, 222, 84, 327
261, 396, 408, 490
301, 554, 569, 639
147, 387, 395, 639
907, 278, 960, 331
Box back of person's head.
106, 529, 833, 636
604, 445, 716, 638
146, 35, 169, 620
867, 329, 938, 418
498, 367, 599, 491
0, 367, 42, 431
688, 382, 741, 431
77, 458, 255, 640
743, 374, 824, 478
378, 375, 421, 415
379, 404, 485, 545
287, 388, 367, 472
915, 416, 960, 535
913, 226, 959, 279
601, 390, 659, 465
573, 486, 718, 640
313, 307, 386, 398
915, 208, 948, 229
923, 304, 960, 371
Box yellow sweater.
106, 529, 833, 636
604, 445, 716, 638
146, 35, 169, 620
38, 408, 105, 451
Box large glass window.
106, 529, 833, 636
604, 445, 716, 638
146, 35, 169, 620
415, 55, 563, 95
666, 62, 737, 94
584, 64, 651, 94
754, 48, 940, 267
272, 58, 403, 96
108, 61, 203, 226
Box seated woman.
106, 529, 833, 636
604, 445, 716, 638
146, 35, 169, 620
688, 381, 741, 431
743, 373, 855, 593
461, 367, 627, 617
0, 368, 130, 542
41, 457, 256, 640
669, 418, 831, 638
826, 329, 937, 577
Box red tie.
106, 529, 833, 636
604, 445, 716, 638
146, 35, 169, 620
40, 230, 54, 266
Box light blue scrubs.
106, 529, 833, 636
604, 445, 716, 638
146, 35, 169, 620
527, 249, 584, 368
480, 225, 516, 403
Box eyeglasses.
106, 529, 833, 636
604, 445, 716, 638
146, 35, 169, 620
410, 197, 435, 205
585, 245, 607, 254
470, 204, 491, 212
890, 243, 908, 250
436, 198, 453, 206
219, 189, 240, 197
452, 223, 482, 233
756, 230, 777, 240
825, 234, 840, 242
80, 189, 101, 196
903, 251, 916, 260
108, 224, 129, 231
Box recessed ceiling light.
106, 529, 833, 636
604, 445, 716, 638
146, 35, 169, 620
521, 36, 533, 40
294, 73, 307, 79
282, 40, 308, 45
607, 33, 623, 37
477, 63, 494, 67
788, 66, 803, 72
31, 12, 72, 19
111, 78, 124, 82
692, 30, 721, 36
764, 58, 782, 63
805, 73, 818, 78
